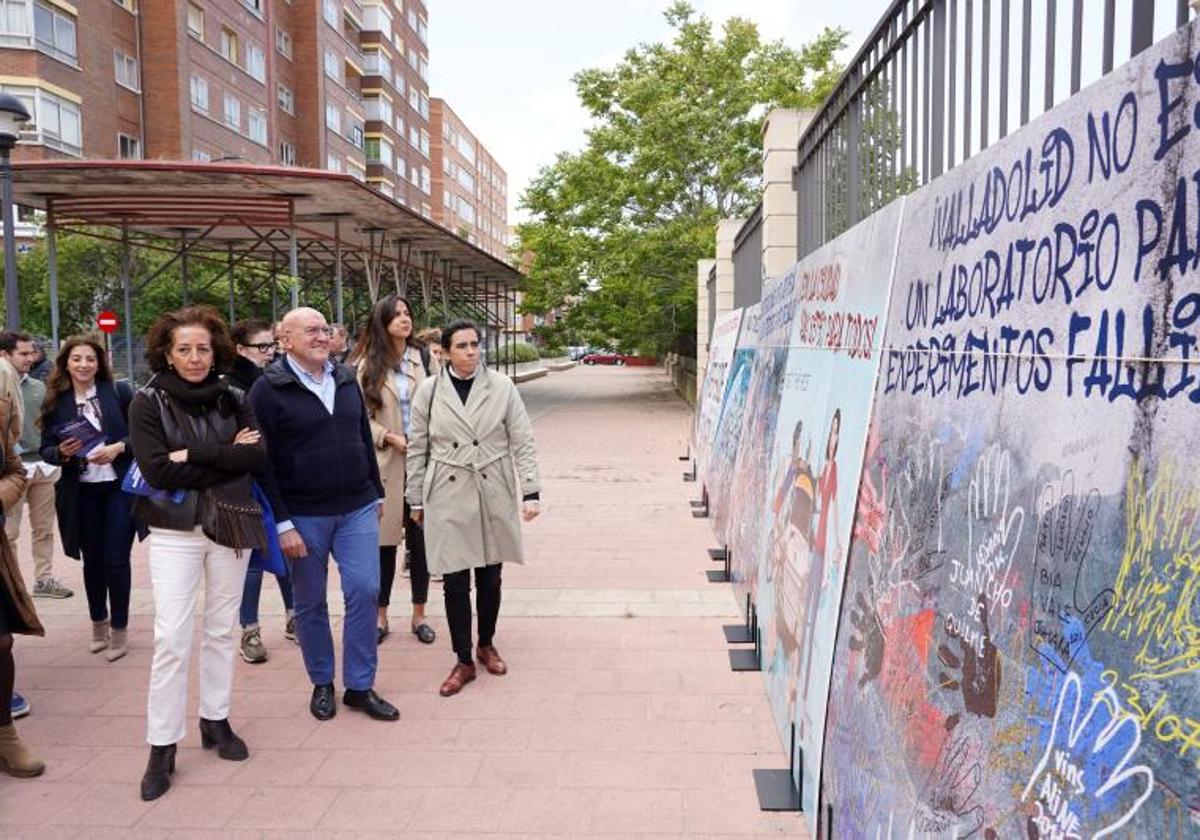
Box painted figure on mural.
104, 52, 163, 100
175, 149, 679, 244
768, 418, 815, 679
799, 408, 842, 703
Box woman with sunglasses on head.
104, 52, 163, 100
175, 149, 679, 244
129, 306, 268, 801
38, 335, 136, 661
355, 296, 435, 646
406, 319, 542, 697
229, 319, 296, 664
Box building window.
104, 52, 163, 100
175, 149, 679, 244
277, 84, 294, 114
241, 0, 263, 15
0, 0, 31, 48
192, 148, 212, 162
322, 0, 338, 27
114, 50, 139, 91
323, 49, 340, 82
418, 57, 428, 83
420, 165, 430, 195
34, 1, 77, 64
279, 140, 296, 166
34, 89, 82, 154
395, 115, 404, 136
376, 180, 394, 199
418, 128, 429, 158
325, 102, 339, 132
394, 157, 406, 179
416, 17, 427, 44
220, 27, 238, 64
223, 93, 241, 130
114, 0, 137, 10
363, 50, 391, 79
247, 43, 265, 82
189, 75, 208, 112
418, 93, 429, 120
366, 95, 392, 125
187, 3, 204, 38
118, 133, 141, 160
349, 120, 364, 148
407, 87, 418, 111
393, 73, 405, 97
248, 108, 266, 144
407, 125, 417, 148
326, 152, 341, 172
274, 26, 291, 59
406, 45, 417, 70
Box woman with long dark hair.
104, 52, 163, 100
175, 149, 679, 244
128, 305, 267, 801
38, 335, 136, 661
356, 295, 434, 644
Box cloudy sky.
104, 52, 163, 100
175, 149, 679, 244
426, 1, 885, 224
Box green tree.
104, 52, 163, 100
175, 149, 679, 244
516, 2, 846, 355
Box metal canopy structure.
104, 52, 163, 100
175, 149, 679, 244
11, 160, 522, 382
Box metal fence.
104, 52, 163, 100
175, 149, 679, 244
796, 0, 1194, 257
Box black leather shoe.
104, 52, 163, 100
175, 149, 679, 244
140, 744, 176, 802
199, 718, 249, 761
342, 688, 400, 721
310, 683, 336, 721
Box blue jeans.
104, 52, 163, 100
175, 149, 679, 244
289, 503, 380, 691
239, 567, 295, 627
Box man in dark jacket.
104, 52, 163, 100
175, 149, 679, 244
249, 307, 398, 722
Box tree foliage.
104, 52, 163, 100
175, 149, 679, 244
516, 2, 846, 355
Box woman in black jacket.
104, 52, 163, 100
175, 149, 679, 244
38, 335, 136, 661
228, 319, 295, 664
128, 306, 267, 802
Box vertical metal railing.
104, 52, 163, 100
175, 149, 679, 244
796, 0, 1191, 257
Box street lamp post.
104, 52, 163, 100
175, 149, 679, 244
0, 92, 31, 331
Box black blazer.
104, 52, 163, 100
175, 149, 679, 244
39, 380, 135, 559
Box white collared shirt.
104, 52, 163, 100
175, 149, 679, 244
286, 354, 337, 414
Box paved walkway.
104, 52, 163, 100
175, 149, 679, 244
0, 366, 805, 838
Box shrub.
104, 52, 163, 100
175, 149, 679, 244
538, 345, 566, 359
493, 342, 540, 364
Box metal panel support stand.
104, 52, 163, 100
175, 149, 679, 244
706, 548, 730, 583
691, 484, 709, 518
728, 609, 760, 670
682, 460, 697, 482
724, 593, 754, 644
753, 724, 802, 812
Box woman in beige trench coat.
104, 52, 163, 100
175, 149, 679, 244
406, 319, 541, 697
355, 294, 434, 645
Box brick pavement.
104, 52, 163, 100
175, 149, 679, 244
0, 365, 806, 838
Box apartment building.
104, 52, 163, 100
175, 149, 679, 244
430, 97, 506, 260
0, 0, 437, 216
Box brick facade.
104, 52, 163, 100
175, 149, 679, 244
430, 97, 507, 260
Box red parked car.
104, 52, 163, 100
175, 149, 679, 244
581, 351, 628, 366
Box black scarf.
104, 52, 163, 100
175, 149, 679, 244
153, 370, 234, 417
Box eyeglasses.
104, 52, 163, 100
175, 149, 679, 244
242, 342, 276, 354
301, 326, 335, 339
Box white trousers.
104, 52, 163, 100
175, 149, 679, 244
145, 526, 248, 746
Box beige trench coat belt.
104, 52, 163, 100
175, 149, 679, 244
428, 451, 512, 563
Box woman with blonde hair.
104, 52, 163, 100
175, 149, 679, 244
0, 359, 44, 777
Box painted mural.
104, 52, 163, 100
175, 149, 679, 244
753, 200, 903, 832
727, 271, 799, 593
821, 21, 1200, 837
694, 308, 744, 479
707, 303, 760, 545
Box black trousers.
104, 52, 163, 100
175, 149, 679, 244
379, 503, 430, 608
443, 564, 502, 664
76, 481, 134, 630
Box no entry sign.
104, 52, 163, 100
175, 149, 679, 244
96, 310, 119, 334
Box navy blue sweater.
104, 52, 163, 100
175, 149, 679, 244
249, 357, 383, 522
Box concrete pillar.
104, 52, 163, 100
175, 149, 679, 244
761, 109, 813, 279
695, 257, 715, 388
715, 218, 742, 320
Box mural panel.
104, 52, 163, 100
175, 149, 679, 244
707, 303, 760, 545
822, 22, 1200, 837
694, 308, 744, 477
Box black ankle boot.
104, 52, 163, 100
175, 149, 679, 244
198, 717, 249, 761
140, 744, 176, 801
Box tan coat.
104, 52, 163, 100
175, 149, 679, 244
406, 366, 540, 576
0, 361, 39, 636
359, 345, 428, 547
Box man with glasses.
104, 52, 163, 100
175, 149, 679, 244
228, 319, 296, 664
249, 308, 398, 722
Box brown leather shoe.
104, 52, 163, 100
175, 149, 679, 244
439, 662, 477, 697
476, 644, 508, 675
